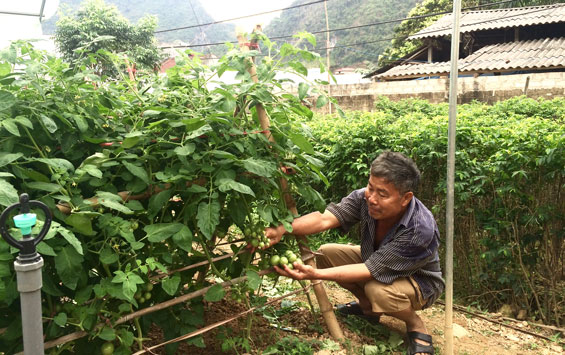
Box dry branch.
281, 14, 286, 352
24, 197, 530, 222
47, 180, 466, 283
436, 301, 565, 345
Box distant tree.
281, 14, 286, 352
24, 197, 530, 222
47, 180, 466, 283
54, 0, 162, 76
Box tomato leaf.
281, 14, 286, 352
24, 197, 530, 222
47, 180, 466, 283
99, 326, 116, 341
246, 270, 261, 291
216, 178, 255, 196
242, 158, 276, 177
54, 245, 84, 290
54, 312, 67, 327
144, 223, 183, 243
122, 160, 149, 184
204, 284, 225, 302
162, 275, 181, 296
0, 179, 18, 207
172, 225, 193, 252
197, 200, 220, 240
0, 90, 15, 111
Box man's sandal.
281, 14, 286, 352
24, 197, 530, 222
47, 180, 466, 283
406, 331, 434, 355
335, 301, 381, 324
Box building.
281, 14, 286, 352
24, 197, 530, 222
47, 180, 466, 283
365, 3, 565, 81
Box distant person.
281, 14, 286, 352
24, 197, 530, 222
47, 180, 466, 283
264, 151, 443, 355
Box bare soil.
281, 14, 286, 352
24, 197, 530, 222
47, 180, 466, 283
146, 280, 564, 355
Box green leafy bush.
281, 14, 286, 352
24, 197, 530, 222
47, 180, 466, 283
0, 37, 331, 353
306, 97, 565, 325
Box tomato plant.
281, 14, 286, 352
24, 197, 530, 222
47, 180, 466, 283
0, 35, 333, 353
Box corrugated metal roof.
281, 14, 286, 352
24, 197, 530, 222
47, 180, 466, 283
409, 3, 565, 40
376, 37, 565, 79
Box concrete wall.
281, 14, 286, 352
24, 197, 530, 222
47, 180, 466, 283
315, 72, 565, 113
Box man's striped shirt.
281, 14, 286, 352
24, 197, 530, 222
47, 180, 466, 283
326, 188, 444, 308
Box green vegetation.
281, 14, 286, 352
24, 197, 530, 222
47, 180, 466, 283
305, 97, 565, 326
43, 0, 235, 58
0, 36, 332, 353
54, 0, 162, 77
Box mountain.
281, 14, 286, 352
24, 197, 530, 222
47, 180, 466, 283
42, 0, 420, 68
264, 0, 421, 69
41, 0, 236, 56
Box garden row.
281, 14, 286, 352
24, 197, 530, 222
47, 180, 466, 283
0, 37, 333, 354
304, 97, 564, 327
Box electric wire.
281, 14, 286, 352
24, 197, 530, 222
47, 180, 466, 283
158, 0, 517, 49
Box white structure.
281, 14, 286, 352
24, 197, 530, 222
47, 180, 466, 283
0, 1, 58, 52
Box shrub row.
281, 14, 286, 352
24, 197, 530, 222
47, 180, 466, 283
305, 97, 564, 325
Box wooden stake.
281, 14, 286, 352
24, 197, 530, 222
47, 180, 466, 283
237, 27, 344, 340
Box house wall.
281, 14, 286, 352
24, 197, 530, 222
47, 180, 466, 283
313, 72, 565, 113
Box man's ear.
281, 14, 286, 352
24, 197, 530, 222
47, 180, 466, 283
401, 191, 413, 207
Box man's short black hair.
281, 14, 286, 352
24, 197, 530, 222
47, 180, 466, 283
370, 152, 420, 194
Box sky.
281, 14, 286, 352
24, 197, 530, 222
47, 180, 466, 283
198, 0, 295, 32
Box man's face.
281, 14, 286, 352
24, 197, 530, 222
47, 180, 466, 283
364, 175, 412, 221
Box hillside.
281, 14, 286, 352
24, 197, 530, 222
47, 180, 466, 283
41, 0, 235, 56
42, 0, 420, 69
264, 0, 420, 69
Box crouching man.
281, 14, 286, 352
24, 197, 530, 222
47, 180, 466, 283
264, 151, 444, 355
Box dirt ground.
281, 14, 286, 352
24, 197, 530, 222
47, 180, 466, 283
147, 280, 564, 355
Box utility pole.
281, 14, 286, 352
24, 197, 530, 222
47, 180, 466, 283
445, 0, 462, 354
324, 0, 332, 114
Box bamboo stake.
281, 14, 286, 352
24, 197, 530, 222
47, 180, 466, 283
132, 285, 311, 355
237, 27, 343, 340
41, 268, 275, 351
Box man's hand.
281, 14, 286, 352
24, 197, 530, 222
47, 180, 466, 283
274, 262, 319, 281
263, 224, 286, 249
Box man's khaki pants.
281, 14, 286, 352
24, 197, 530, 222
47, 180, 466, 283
316, 243, 426, 313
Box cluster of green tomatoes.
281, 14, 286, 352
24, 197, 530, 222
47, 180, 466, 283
134, 282, 154, 304
242, 221, 303, 271
243, 223, 270, 249
268, 249, 303, 269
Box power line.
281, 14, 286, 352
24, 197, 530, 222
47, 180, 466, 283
158, 0, 516, 49
154, 0, 327, 34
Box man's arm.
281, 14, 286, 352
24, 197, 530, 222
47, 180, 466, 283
264, 210, 340, 247
275, 262, 373, 283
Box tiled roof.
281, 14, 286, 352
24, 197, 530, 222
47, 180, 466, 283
409, 3, 565, 40
376, 37, 565, 79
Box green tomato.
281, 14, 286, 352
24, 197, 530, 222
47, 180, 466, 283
259, 242, 265, 248
145, 283, 154, 292
279, 256, 289, 265
251, 232, 257, 238
288, 254, 297, 263
244, 228, 251, 236
270, 255, 280, 266
101, 342, 114, 355
285, 250, 294, 257
251, 239, 260, 247
139, 297, 145, 303
145, 292, 152, 300
287, 263, 294, 270
134, 291, 142, 300
130, 221, 139, 230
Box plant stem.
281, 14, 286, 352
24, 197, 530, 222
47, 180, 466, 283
134, 317, 144, 351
